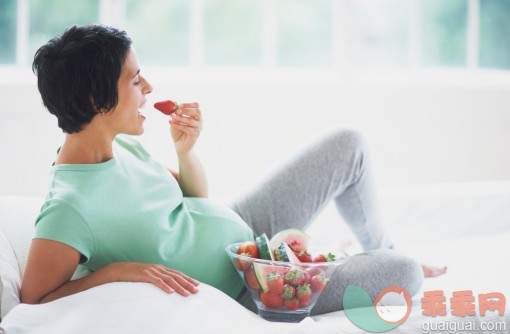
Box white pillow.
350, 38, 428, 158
0, 195, 93, 320
0, 230, 20, 321
0, 196, 39, 321
0, 196, 42, 277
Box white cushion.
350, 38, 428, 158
0, 196, 42, 277
0, 230, 20, 320
0, 196, 40, 321
0, 195, 92, 320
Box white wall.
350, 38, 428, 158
1, 69, 510, 199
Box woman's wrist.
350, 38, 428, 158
176, 150, 208, 197
176, 149, 193, 160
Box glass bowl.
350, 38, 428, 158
226, 242, 344, 322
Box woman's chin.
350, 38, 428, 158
121, 126, 144, 136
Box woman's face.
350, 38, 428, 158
107, 47, 152, 136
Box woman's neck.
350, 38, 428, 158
55, 125, 116, 165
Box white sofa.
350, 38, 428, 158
1, 181, 509, 333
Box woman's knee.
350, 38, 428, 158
319, 127, 369, 179
350, 249, 424, 297
402, 255, 424, 296
323, 127, 368, 155
323, 127, 367, 157
381, 250, 424, 297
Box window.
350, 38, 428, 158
126, 0, 190, 65
204, 0, 264, 65
349, 0, 409, 68
479, 0, 510, 70
421, 0, 467, 67
0, 0, 17, 64
3, 0, 510, 72
277, 0, 333, 66
29, 0, 99, 65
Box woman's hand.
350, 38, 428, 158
169, 102, 203, 155
106, 262, 200, 296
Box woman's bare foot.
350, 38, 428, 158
422, 264, 448, 277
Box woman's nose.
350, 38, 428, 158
142, 77, 153, 95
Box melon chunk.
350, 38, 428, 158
273, 242, 302, 264
256, 233, 275, 261
253, 262, 291, 293
270, 228, 311, 252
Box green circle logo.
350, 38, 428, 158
343, 285, 412, 332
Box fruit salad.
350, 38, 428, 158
230, 229, 339, 311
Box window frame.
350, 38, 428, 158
2, 0, 510, 87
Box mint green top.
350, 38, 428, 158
34, 135, 254, 299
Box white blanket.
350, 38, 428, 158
2, 181, 510, 333
0, 283, 346, 334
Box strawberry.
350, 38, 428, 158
295, 250, 313, 263
260, 292, 283, 309
303, 269, 311, 284
266, 272, 284, 295
154, 100, 178, 115
297, 283, 312, 302
313, 252, 336, 263
306, 266, 323, 278
244, 267, 260, 291
284, 297, 299, 310
235, 252, 252, 271
288, 240, 306, 252
310, 274, 328, 293
236, 241, 260, 259
298, 297, 312, 308
284, 268, 306, 287
281, 284, 296, 300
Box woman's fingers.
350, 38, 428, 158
166, 268, 201, 286
111, 262, 200, 297
165, 275, 197, 296
175, 103, 201, 121
170, 113, 202, 128
179, 102, 199, 109
150, 275, 174, 294
151, 267, 200, 296
170, 122, 201, 138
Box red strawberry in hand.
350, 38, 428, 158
154, 100, 178, 115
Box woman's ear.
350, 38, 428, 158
90, 96, 108, 115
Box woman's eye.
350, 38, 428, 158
134, 81, 141, 86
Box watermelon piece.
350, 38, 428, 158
270, 228, 311, 252
255, 233, 275, 261
274, 242, 302, 264
253, 262, 291, 293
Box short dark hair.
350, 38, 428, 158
32, 24, 132, 133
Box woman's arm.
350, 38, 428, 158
168, 102, 208, 197
167, 151, 208, 197
21, 239, 200, 304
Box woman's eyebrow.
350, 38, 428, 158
132, 69, 140, 78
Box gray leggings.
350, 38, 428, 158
229, 128, 424, 315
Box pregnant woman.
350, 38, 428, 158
21, 24, 445, 316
